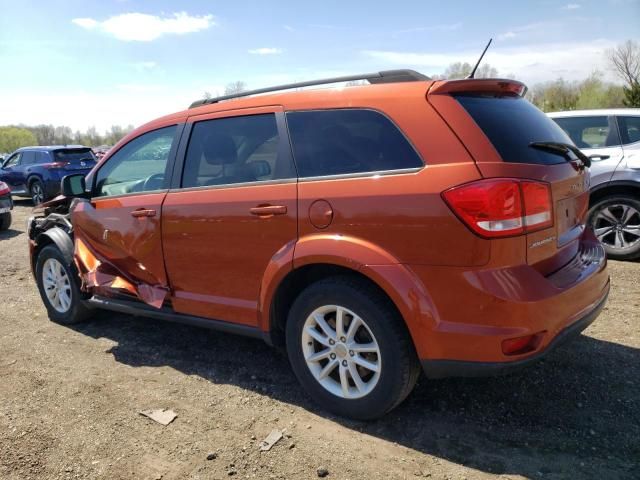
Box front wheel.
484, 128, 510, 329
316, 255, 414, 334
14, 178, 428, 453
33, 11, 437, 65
286, 276, 420, 420
35, 244, 93, 324
589, 195, 640, 260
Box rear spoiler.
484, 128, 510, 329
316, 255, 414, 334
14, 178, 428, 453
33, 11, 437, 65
429, 78, 527, 97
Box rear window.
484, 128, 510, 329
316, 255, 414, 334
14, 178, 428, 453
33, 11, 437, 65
455, 94, 572, 165
53, 148, 96, 162
286, 109, 423, 178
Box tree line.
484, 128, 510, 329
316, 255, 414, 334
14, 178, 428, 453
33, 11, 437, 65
0, 124, 134, 155
2, 40, 638, 155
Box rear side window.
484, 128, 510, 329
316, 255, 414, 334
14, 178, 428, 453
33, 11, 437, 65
35, 152, 50, 164
54, 148, 96, 162
182, 113, 295, 188
286, 109, 423, 178
455, 95, 572, 165
617, 116, 640, 145
552, 116, 620, 149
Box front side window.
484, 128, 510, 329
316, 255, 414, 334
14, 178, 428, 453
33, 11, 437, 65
3, 152, 22, 168
94, 125, 176, 197
617, 116, 640, 145
286, 109, 423, 178
552, 116, 620, 149
182, 113, 293, 188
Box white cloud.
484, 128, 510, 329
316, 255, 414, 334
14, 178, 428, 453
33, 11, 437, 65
71, 12, 215, 42
563, 3, 581, 9
362, 39, 618, 85
283, 25, 294, 32
496, 21, 562, 42
248, 47, 283, 55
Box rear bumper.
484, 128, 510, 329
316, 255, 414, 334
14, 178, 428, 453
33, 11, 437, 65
421, 285, 609, 378
407, 227, 609, 372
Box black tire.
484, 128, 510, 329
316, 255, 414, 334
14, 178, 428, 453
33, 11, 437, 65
588, 194, 640, 261
35, 244, 93, 324
0, 212, 10, 231
286, 276, 420, 420
30, 179, 46, 205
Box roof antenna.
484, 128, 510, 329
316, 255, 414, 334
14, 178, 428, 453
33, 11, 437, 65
467, 38, 493, 79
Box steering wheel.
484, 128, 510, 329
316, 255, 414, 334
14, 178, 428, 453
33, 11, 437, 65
143, 173, 165, 191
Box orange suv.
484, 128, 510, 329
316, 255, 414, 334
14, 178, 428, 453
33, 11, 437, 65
28, 70, 610, 419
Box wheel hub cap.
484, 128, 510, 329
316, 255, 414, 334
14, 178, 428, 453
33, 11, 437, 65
42, 258, 72, 313
301, 304, 381, 400
593, 203, 640, 250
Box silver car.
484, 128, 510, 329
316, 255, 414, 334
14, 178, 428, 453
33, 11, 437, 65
549, 109, 640, 260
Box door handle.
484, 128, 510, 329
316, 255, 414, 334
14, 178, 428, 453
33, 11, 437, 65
250, 205, 287, 216
131, 208, 157, 218
588, 154, 610, 161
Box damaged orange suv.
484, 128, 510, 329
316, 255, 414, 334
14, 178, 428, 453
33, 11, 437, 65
28, 70, 609, 419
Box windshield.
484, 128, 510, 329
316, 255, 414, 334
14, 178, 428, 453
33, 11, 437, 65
455, 94, 573, 165
53, 149, 96, 162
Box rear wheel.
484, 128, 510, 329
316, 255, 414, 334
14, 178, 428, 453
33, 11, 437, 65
0, 212, 11, 231
286, 276, 420, 420
589, 195, 640, 260
30, 179, 45, 205
35, 245, 93, 324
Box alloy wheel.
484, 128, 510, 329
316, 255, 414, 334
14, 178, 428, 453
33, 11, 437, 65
32, 183, 44, 204
42, 258, 72, 313
301, 304, 381, 399
593, 204, 640, 250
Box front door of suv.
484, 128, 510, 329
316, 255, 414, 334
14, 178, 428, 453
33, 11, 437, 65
162, 107, 297, 327
71, 124, 182, 293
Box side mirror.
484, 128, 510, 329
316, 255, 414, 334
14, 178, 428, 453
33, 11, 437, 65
61, 174, 86, 197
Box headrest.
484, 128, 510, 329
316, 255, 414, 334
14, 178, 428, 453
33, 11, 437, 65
201, 132, 237, 165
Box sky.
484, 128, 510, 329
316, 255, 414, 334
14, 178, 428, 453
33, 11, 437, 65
0, 0, 639, 132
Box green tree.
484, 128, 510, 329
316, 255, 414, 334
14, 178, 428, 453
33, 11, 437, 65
0, 126, 37, 153
530, 78, 579, 112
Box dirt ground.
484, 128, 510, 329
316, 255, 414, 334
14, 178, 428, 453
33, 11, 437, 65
0, 201, 638, 480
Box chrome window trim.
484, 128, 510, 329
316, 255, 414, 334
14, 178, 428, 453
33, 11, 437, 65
168, 177, 298, 194
297, 166, 424, 183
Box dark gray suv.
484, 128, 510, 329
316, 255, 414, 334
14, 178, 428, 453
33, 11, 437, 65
550, 109, 640, 260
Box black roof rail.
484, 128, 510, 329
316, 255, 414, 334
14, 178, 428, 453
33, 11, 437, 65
189, 69, 430, 108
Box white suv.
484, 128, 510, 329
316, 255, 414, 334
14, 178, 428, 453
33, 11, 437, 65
549, 109, 640, 260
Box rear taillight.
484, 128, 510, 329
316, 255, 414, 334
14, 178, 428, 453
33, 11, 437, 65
43, 162, 69, 169
0, 181, 10, 196
442, 178, 553, 238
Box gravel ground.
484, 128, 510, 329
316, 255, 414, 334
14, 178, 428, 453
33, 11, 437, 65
0, 201, 638, 480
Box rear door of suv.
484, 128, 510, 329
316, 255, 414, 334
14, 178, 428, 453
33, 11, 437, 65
428, 80, 592, 271
162, 107, 297, 327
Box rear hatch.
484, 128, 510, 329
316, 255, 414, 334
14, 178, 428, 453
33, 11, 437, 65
428, 79, 590, 270
53, 148, 97, 172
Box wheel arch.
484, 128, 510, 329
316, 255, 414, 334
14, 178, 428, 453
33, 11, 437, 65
260, 235, 439, 358
590, 181, 640, 207
32, 227, 74, 274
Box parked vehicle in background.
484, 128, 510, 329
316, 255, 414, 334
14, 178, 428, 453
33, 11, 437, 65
92, 145, 112, 161
0, 180, 12, 230
0, 146, 97, 204
27, 71, 609, 419
549, 109, 640, 260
